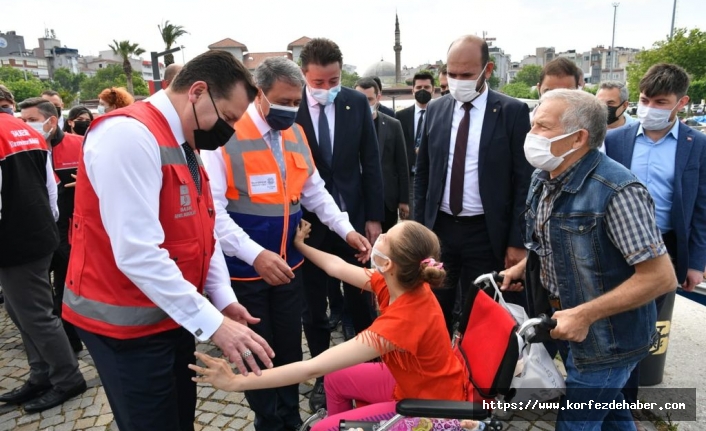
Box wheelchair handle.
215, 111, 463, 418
517, 314, 557, 344
473, 272, 523, 290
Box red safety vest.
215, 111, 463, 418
52, 133, 82, 171
62, 101, 217, 339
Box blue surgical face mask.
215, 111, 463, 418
260, 93, 299, 131
97, 105, 106, 115
309, 82, 341, 106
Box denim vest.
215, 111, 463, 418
525, 150, 657, 371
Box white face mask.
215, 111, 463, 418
524, 130, 580, 172
28, 118, 52, 140
97, 105, 106, 114
447, 64, 487, 103
309, 83, 341, 106
371, 248, 390, 273
637, 102, 678, 131
370, 104, 377, 116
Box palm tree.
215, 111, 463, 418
158, 21, 188, 66
109, 40, 145, 95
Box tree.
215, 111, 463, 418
341, 70, 360, 88
512, 64, 543, 87
500, 82, 533, 99
0, 67, 27, 83
487, 55, 500, 90
49, 67, 87, 106
689, 80, 706, 105
109, 40, 146, 95
582, 86, 598, 95
4, 79, 47, 102
626, 28, 706, 100
80, 64, 149, 99
158, 21, 188, 66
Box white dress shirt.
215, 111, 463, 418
201, 103, 355, 265
46, 156, 59, 221
440, 84, 488, 216
305, 87, 336, 149
82, 90, 236, 342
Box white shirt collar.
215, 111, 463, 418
146, 90, 186, 144
246, 103, 273, 137
454, 83, 489, 112
414, 103, 427, 116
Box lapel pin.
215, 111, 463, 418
687, 137, 693, 141
346, 106, 350, 110
493, 108, 497, 112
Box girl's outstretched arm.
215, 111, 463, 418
294, 220, 372, 292
190, 332, 394, 392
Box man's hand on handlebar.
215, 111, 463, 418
499, 257, 527, 292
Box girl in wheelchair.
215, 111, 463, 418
191, 220, 481, 430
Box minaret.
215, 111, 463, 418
394, 13, 402, 85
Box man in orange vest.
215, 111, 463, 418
201, 57, 370, 431
62, 50, 275, 431
19, 97, 84, 353
0, 111, 86, 413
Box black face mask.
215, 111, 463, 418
606, 105, 625, 125
72, 120, 90, 136
414, 89, 432, 105
192, 90, 235, 151
441, 90, 450, 96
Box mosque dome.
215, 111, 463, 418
363, 59, 397, 86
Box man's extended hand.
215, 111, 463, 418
211, 313, 274, 377
398, 203, 410, 220
500, 257, 526, 292
253, 250, 294, 286
682, 269, 702, 292
222, 302, 260, 326
346, 231, 372, 263
365, 221, 382, 247
505, 246, 526, 269
550, 307, 591, 342
64, 173, 78, 188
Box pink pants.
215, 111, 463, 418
311, 363, 397, 431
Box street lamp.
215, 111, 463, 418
670, 0, 678, 39
609, 2, 619, 80
180, 45, 186, 64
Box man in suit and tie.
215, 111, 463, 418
605, 63, 706, 417
294, 38, 384, 411
355, 77, 410, 230
371, 76, 396, 118
397, 71, 436, 216
414, 35, 533, 333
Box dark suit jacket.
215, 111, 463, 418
413, 91, 532, 262
296, 86, 384, 237
397, 105, 417, 174
375, 112, 409, 212
378, 104, 396, 119
605, 122, 706, 282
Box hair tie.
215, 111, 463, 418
421, 258, 444, 270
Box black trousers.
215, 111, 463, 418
302, 223, 375, 358
622, 231, 678, 404
433, 212, 525, 335
77, 327, 196, 431
232, 269, 304, 431
49, 239, 81, 346
382, 206, 399, 233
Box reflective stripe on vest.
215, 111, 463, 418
64, 288, 169, 326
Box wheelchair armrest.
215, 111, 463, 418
395, 399, 490, 420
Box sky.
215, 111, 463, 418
3, 0, 705, 72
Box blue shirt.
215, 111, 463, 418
632, 121, 679, 232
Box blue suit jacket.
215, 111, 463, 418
413, 91, 532, 262
605, 122, 706, 282
295, 86, 384, 237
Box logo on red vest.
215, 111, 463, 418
176, 185, 196, 219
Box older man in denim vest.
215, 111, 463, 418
502, 89, 676, 430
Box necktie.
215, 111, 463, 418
268, 129, 286, 181
449, 102, 472, 216
318, 104, 333, 167
182, 143, 201, 195
415, 109, 426, 150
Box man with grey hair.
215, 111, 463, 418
596, 81, 636, 130
201, 56, 368, 431
502, 89, 676, 429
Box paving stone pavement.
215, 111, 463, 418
0, 308, 659, 431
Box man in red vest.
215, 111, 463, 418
0, 111, 86, 413
62, 50, 274, 431
19, 97, 84, 353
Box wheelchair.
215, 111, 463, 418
301, 273, 557, 431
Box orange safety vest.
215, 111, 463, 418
62, 102, 216, 339
221, 112, 314, 280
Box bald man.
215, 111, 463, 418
413, 35, 533, 333
163, 64, 183, 87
